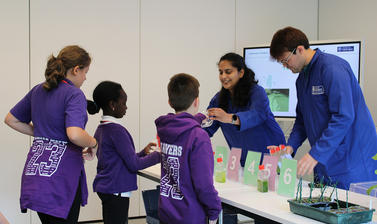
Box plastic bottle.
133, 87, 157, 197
156, 135, 161, 149
277, 144, 292, 168
200, 110, 213, 128
257, 165, 269, 192
215, 157, 226, 183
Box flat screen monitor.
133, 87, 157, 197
243, 41, 362, 118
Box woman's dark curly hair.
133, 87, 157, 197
218, 53, 258, 111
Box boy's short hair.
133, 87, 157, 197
168, 73, 199, 112
270, 26, 310, 59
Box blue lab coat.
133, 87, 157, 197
287, 49, 377, 189
205, 84, 286, 166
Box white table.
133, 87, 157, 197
138, 164, 377, 224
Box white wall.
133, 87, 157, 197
236, 0, 318, 53
139, 0, 237, 166
0, 1, 30, 223
1, 0, 319, 222
318, 0, 377, 123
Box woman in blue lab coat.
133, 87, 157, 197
205, 52, 286, 167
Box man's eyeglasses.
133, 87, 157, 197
279, 48, 296, 65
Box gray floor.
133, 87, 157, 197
129, 218, 147, 224
92, 216, 254, 224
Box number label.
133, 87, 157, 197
264, 163, 272, 178
243, 151, 262, 186
25, 138, 67, 177
160, 156, 184, 200
226, 148, 241, 182
284, 168, 292, 184
229, 156, 236, 170
277, 158, 297, 197
247, 160, 255, 175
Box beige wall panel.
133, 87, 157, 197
0, 0, 30, 223
140, 0, 235, 151
319, 0, 377, 124
29, 0, 140, 221
236, 0, 318, 54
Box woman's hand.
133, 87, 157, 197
284, 145, 294, 155
144, 142, 158, 154
267, 145, 293, 155
267, 145, 278, 155
207, 108, 232, 124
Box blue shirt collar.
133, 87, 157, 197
302, 48, 321, 75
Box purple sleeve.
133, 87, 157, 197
137, 149, 146, 157
65, 90, 88, 129
190, 131, 221, 220
113, 128, 160, 172
194, 113, 206, 124
10, 89, 33, 123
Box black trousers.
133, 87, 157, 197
97, 192, 130, 224
37, 184, 81, 224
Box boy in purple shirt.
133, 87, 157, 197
87, 81, 160, 224
155, 73, 221, 224
4, 46, 98, 223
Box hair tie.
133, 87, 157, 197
93, 101, 99, 110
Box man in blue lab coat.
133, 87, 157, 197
269, 26, 377, 189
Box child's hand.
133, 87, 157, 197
83, 145, 97, 161
209, 219, 218, 224
144, 142, 157, 154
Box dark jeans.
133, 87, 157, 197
37, 184, 81, 224
98, 192, 130, 224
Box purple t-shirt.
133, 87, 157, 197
93, 117, 160, 193
155, 112, 221, 224
10, 79, 88, 219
